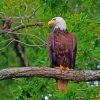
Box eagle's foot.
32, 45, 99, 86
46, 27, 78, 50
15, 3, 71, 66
55, 65, 67, 71
59, 65, 65, 70
65, 67, 73, 71
55, 65, 73, 71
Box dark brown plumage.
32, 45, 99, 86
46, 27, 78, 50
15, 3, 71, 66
48, 28, 77, 69
48, 28, 77, 92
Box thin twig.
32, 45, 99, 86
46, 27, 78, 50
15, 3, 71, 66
94, 58, 100, 63
31, 34, 46, 44
0, 39, 46, 51
23, 0, 28, 16
76, 95, 100, 100
30, 5, 42, 18
4, 32, 46, 44
0, 39, 14, 51
13, 39, 46, 47
77, 85, 100, 91
0, 38, 13, 44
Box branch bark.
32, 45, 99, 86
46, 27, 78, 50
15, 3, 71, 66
0, 67, 100, 82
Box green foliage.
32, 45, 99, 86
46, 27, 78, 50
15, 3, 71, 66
0, 0, 100, 100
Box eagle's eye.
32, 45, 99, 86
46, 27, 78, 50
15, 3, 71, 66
52, 18, 56, 21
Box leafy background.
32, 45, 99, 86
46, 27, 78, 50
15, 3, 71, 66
0, 0, 100, 100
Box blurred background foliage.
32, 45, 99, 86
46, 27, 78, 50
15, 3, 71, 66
0, 0, 100, 100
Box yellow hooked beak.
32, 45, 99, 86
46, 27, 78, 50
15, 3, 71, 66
48, 20, 55, 27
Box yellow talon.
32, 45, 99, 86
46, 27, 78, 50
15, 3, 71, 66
55, 65, 73, 71
55, 65, 65, 70
59, 65, 64, 70
65, 67, 73, 71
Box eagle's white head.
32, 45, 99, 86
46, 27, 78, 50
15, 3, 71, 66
48, 17, 67, 30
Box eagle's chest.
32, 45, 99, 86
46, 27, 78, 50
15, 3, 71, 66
54, 34, 67, 51
53, 33, 71, 66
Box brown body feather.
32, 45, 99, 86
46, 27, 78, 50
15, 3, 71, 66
48, 28, 77, 92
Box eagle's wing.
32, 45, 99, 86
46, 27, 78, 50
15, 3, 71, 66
48, 33, 57, 68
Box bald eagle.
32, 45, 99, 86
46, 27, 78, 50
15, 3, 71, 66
47, 17, 77, 92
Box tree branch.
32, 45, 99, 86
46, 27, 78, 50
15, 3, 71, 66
0, 22, 42, 35
11, 22, 42, 32
0, 67, 100, 82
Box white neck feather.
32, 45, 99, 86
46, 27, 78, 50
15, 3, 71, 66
54, 20, 67, 30
54, 24, 66, 30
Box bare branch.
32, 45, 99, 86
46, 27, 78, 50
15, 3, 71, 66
30, 5, 42, 18
0, 38, 13, 44
0, 16, 33, 20
6, 32, 46, 46
13, 39, 46, 47
2, 32, 46, 44
76, 94, 100, 99
23, 0, 28, 16
0, 67, 100, 81
0, 39, 14, 51
0, 22, 42, 35
94, 58, 100, 63
77, 85, 100, 91
11, 22, 42, 31
0, 39, 46, 51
